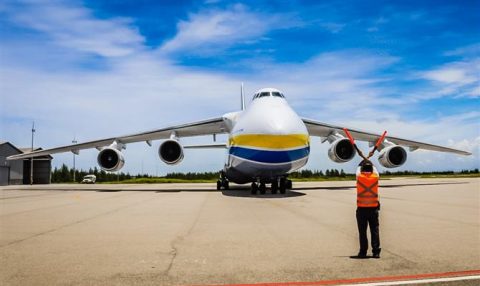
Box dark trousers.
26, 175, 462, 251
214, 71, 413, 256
356, 207, 380, 255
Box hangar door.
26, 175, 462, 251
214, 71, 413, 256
0, 166, 9, 186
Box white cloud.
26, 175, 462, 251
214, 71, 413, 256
444, 42, 480, 57
159, 4, 297, 55
242, 51, 402, 121
422, 65, 476, 85
448, 137, 480, 154
3, 0, 144, 57
1, 2, 477, 175
414, 58, 480, 99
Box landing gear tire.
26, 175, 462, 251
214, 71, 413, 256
217, 171, 229, 190
259, 183, 266, 195
251, 182, 258, 195
279, 178, 287, 194
271, 180, 278, 194
217, 179, 229, 190
286, 179, 292, 190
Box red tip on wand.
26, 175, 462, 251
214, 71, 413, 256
343, 128, 355, 145
375, 131, 387, 148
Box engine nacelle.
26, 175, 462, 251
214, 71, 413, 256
328, 138, 356, 163
378, 145, 407, 168
97, 148, 125, 171
159, 140, 184, 165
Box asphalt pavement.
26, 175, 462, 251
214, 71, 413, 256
1, 177, 479, 285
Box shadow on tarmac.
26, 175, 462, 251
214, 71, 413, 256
293, 181, 467, 191
16, 181, 467, 194
94, 189, 218, 193
96, 187, 307, 198
221, 189, 306, 198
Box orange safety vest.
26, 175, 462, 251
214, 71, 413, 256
357, 172, 379, 207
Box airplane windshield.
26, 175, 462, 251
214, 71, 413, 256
253, 91, 285, 100
272, 92, 284, 98
259, 92, 270, 97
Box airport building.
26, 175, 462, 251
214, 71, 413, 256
0, 141, 52, 186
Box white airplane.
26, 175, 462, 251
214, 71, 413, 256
8, 86, 471, 194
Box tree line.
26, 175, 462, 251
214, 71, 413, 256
51, 164, 135, 183
383, 169, 479, 175
51, 164, 479, 183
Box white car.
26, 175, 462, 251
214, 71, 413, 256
81, 175, 96, 184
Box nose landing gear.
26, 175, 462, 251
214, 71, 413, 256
251, 182, 258, 195
271, 180, 278, 194
216, 171, 229, 190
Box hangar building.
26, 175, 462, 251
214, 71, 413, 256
0, 141, 52, 186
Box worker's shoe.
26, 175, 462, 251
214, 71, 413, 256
350, 252, 367, 259
372, 248, 381, 259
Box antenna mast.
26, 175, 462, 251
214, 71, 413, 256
241, 82, 246, 110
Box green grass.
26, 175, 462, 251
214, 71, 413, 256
379, 173, 480, 179
290, 176, 356, 182
419, 173, 480, 178
96, 173, 478, 184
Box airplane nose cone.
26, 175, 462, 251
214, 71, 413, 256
238, 98, 308, 135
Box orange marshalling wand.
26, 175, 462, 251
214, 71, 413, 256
343, 128, 355, 145
375, 131, 387, 148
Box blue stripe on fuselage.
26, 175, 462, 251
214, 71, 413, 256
229, 146, 310, 164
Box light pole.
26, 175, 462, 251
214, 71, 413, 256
30, 121, 35, 185
72, 137, 77, 183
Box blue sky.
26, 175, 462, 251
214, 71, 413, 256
0, 0, 479, 174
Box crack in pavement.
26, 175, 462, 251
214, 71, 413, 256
163, 193, 210, 276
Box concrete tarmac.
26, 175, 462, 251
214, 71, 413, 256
1, 178, 479, 285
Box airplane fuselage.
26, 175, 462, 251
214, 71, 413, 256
223, 88, 310, 184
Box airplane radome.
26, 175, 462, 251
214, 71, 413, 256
7, 87, 471, 195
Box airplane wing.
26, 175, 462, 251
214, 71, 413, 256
302, 118, 471, 156
7, 117, 228, 160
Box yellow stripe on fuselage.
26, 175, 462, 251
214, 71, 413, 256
229, 134, 309, 149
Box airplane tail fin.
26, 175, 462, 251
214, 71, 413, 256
240, 82, 246, 110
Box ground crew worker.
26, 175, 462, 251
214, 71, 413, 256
354, 159, 381, 258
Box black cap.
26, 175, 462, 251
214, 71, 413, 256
360, 160, 374, 173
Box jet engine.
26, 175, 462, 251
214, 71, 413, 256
328, 138, 356, 163
159, 140, 184, 165
97, 148, 125, 171
378, 145, 407, 168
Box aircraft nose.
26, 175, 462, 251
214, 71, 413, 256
261, 106, 306, 135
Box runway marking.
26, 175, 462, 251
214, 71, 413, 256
193, 269, 480, 286
340, 275, 480, 285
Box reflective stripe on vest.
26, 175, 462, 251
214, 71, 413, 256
357, 173, 379, 207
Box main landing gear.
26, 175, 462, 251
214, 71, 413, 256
216, 171, 229, 190
251, 178, 292, 195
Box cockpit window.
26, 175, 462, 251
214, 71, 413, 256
259, 92, 270, 97
252, 90, 286, 100
272, 92, 284, 98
